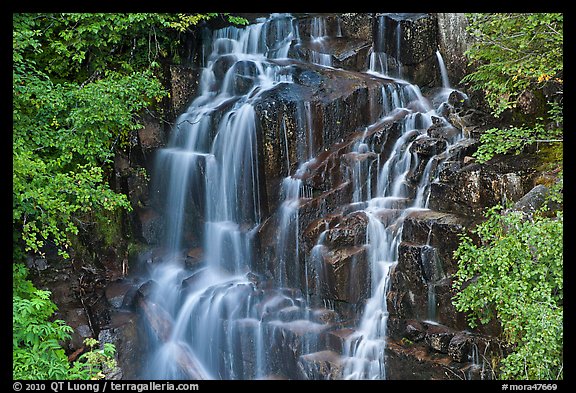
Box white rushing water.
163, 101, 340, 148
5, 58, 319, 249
145, 14, 303, 380
340, 21, 461, 380
142, 13, 463, 380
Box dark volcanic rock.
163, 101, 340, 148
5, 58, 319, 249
298, 350, 343, 380
325, 211, 369, 248
429, 153, 540, 217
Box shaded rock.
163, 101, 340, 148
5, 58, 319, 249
113, 152, 131, 178
517, 89, 543, 116
386, 339, 460, 380
105, 280, 135, 309
325, 328, 355, 353
429, 153, 539, 217
448, 332, 472, 363
388, 242, 429, 321
424, 322, 455, 354
510, 184, 552, 215
126, 168, 150, 207
136, 207, 164, 245
103, 311, 145, 379
448, 89, 469, 110
169, 65, 201, 117
298, 350, 343, 380
404, 319, 427, 342
325, 211, 369, 248
26, 256, 48, 271
138, 114, 165, 155
321, 245, 370, 305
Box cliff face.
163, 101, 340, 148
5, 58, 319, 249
30, 13, 549, 380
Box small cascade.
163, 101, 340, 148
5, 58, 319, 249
143, 14, 312, 380
276, 177, 303, 288
465, 341, 485, 380
340, 21, 465, 377
369, 15, 404, 78
436, 49, 450, 89
306, 229, 329, 307
395, 21, 403, 78
421, 244, 445, 322
309, 15, 332, 66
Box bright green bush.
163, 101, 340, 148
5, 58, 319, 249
462, 13, 563, 163
13, 263, 117, 379
13, 12, 247, 259
13, 12, 247, 380
452, 205, 563, 379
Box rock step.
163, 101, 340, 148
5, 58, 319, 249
325, 327, 356, 353
298, 350, 344, 380
402, 208, 472, 249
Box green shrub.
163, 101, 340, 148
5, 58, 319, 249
452, 205, 563, 379
13, 263, 117, 379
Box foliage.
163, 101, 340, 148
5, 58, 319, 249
462, 13, 562, 116
76, 338, 118, 380
13, 12, 248, 380
472, 124, 562, 165
461, 13, 563, 163
13, 12, 248, 259
452, 203, 563, 379
14, 13, 248, 83
168, 13, 248, 33
13, 263, 117, 379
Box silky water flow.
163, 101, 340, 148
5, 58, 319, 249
138, 13, 464, 380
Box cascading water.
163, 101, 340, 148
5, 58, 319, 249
340, 26, 462, 380
436, 49, 450, 89
143, 14, 305, 380
139, 13, 466, 380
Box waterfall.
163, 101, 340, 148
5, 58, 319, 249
143, 14, 303, 380
309, 15, 332, 66
340, 28, 463, 381
436, 49, 450, 89
139, 13, 465, 380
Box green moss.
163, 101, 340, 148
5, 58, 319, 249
95, 207, 126, 248
536, 142, 563, 170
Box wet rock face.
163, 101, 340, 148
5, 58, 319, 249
324, 211, 369, 248
385, 319, 503, 380
429, 153, 540, 218
253, 62, 394, 214
169, 65, 201, 118
436, 13, 471, 85
290, 37, 371, 72
298, 350, 343, 380
372, 13, 439, 87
